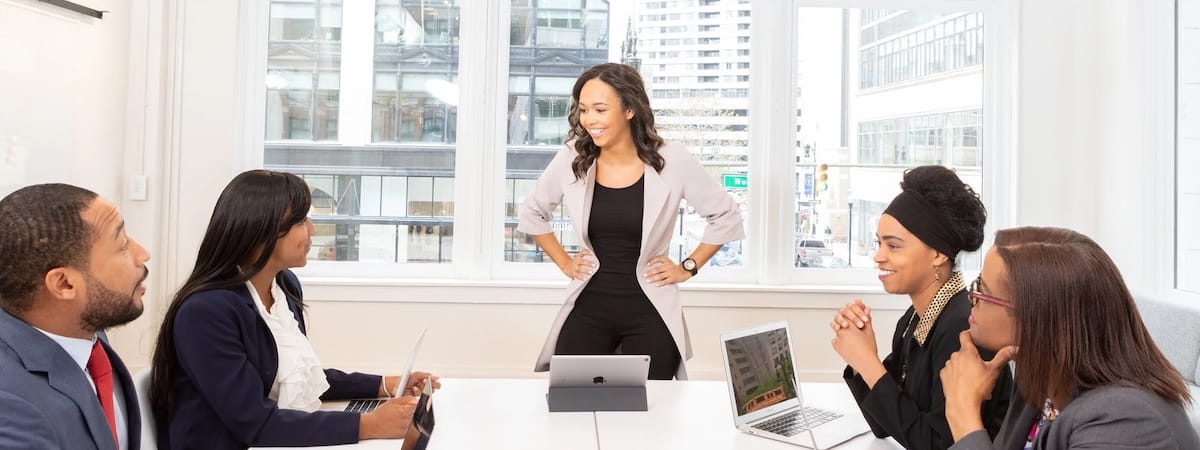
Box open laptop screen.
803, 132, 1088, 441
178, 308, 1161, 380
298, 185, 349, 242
723, 326, 800, 417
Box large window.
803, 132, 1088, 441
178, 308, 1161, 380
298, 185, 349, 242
254, 1, 1009, 284
1178, 0, 1199, 292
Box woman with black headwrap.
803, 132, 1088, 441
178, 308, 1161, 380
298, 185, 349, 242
828, 166, 1012, 450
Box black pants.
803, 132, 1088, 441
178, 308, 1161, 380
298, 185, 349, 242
555, 282, 681, 380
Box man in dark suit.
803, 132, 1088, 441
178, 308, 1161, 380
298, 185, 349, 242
0, 184, 151, 450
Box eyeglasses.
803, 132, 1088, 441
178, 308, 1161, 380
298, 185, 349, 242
969, 276, 1014, 309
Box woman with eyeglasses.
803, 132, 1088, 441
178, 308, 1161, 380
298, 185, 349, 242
941, 227, 1198, 449
830, 166, 1013, 450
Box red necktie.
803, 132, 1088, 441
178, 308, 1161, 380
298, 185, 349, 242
87, 340, 119, 448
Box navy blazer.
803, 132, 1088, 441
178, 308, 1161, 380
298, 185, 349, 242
0, 308, 141, 450
160, 270, 381, 450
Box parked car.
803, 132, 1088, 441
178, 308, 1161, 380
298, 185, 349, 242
794, 239, 833, 267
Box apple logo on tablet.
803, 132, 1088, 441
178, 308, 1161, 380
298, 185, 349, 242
592, 376, 606, 384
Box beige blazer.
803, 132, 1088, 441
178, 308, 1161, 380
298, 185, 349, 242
518, 141, 745, 379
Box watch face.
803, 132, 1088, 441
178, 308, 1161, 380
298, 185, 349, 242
683, 259, 696, 270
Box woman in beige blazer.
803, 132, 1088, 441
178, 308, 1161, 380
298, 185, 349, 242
518, 63, 744, 380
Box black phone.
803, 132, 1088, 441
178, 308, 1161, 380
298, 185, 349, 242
401, 378, 435, 450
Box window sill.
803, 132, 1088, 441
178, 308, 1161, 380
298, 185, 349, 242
298, 276, 912, 310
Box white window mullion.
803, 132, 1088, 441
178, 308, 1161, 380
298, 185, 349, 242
751, 0, 800, 285
454, 1, 512, 280
483, 1, 515, 280
337, 0, 376, 146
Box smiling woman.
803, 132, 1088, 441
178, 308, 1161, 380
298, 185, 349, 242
829, 165, 1009, 450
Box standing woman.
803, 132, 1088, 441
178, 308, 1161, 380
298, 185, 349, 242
150, 170, 438, 449
519, 63, 744, 380
830, 166, 1012, 449
941, 227, 1199, 449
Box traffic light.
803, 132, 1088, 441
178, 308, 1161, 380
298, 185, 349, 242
816, 163, 829, 192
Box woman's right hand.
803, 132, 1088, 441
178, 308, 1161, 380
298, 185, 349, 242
359, 395, 418, 440
559, 248, 595, 281
830, 298, 872, 331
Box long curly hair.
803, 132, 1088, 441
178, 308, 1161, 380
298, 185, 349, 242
567, 63, 665, 180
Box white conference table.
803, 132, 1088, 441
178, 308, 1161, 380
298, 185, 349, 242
257, 378, 901, 450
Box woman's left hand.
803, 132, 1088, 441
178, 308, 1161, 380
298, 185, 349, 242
644, 256, 692, 287
385, 371, 442, 397
940, 331, 1017, 440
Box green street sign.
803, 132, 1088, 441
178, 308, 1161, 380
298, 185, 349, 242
723, 174, 748, 189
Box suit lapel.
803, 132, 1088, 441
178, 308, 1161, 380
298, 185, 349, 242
641, 165, 671, 257
0, 310, 116, 450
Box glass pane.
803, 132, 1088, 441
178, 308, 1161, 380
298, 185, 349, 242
265, 0, 460, 264
265, 0, 341, 147
794, 9, 985, 269
504, 1, 752, 268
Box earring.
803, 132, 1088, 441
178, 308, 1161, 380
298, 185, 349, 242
934, 268, 941, 282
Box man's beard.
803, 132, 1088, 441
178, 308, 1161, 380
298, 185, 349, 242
79, 268, 147, 332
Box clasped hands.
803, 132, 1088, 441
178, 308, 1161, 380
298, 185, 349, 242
830, 299, 884, 384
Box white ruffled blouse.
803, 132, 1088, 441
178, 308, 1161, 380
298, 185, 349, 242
246, 280, 331, 412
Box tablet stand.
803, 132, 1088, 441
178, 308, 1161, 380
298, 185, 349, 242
546, 385, 648, 412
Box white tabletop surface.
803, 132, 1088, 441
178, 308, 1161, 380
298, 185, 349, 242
593, 381, 903, 450
254, 378, 597, 450
255, 379, 902, 450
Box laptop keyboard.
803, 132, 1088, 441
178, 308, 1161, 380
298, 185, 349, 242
344, 399, 385, 413
751, 406, 842, 437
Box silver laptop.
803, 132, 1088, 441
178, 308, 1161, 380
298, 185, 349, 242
720, 321, 869, 449
343, 328, 427, 413
549, 354, 650, 387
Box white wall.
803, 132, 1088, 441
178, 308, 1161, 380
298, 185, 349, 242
4, 0, 1181, 382
1013, 0, 1171, 294
0, 0, 130, 198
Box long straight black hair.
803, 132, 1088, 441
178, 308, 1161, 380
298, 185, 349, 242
150, 169, 312, 423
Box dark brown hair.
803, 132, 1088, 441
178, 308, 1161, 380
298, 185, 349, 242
567, 63, 665, 180
0, 184, 98, 312
995, 227, 1190, 407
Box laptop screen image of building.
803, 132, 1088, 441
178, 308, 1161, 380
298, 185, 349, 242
724, 328, 800, 417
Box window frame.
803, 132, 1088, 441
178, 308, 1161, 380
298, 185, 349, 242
1165, 0, 1200, 302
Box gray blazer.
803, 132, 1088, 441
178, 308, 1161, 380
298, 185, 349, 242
952, 384, 1200, 449
0, 308, 141, 450
518, 141, 745, 379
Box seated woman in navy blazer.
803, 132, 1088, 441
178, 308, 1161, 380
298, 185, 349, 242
149, 170, 439, 449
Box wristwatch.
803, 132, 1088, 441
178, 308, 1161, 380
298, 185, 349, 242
681, 258, 699, 276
